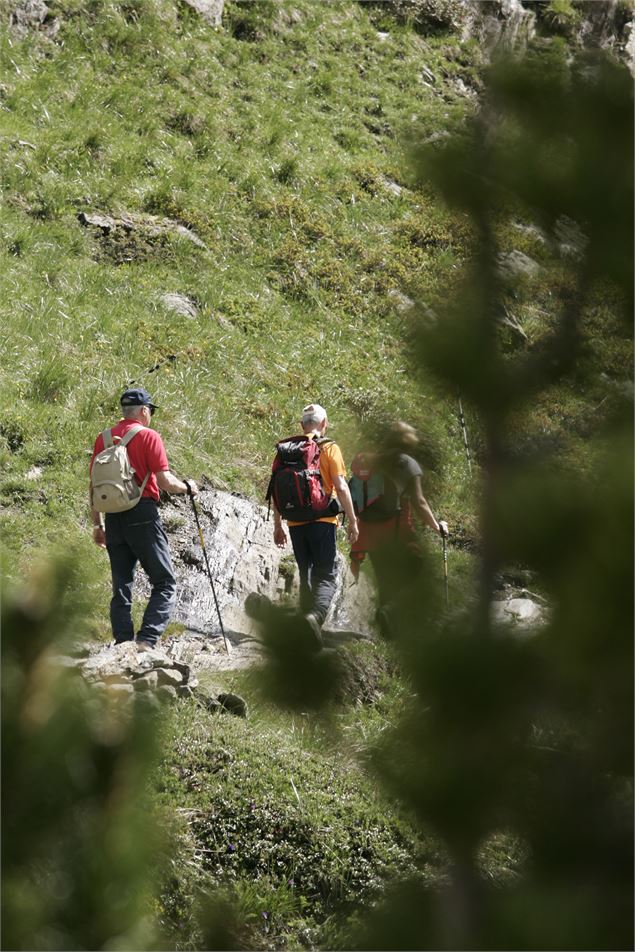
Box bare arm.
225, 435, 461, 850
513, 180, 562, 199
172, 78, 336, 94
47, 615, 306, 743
90, 493, 107, 548
156, 470, 198, 495
332, 474, 359, 544
410, 475, 447, 535
272, 501, 287, 548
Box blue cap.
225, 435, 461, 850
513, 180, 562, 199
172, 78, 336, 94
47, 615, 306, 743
120, 388, 157, 409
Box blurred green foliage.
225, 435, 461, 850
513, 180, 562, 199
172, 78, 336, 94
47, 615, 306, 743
365, 48, 632, 951
1, 560, 161, 951
257, 44, 634, 952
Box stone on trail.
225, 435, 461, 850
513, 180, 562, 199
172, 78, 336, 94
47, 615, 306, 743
492, 597, 546, 632
156, 668, 184, 689
160, 486, 375, 642
133, 671, 159, 692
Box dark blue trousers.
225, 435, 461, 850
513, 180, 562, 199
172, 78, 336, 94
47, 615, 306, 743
105, 499, 176, 646
289, 521, 338, 626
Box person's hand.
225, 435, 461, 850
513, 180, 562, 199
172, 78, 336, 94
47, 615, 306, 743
184, 479, 199, 496
438, 520, 449, 538
92, 526, 106, 549
273, 525, 287, 548
346, 519, 359, 545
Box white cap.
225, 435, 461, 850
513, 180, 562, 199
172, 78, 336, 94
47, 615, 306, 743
301, 403, 327, 426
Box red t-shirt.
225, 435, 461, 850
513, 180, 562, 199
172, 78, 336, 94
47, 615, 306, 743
90, 420, 169, 502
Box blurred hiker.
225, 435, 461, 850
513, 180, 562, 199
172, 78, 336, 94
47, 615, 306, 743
90, 388, 198, 651
348, 421, 448, 633
267, 403, 358, 645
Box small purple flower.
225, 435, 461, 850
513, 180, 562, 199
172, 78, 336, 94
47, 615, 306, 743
228, 843, 236, 852
287, 879, 295, 887
262, 911, 269, 920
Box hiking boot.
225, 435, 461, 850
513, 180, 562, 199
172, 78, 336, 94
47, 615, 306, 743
244, 592, 273, 622
136, 639, 155, 653
303, 613, 323, 652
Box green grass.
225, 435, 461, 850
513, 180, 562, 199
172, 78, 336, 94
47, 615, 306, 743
1, 0, 478, 593
152, 650, 531, 949
153, 665, 442, 950
1, 4, 631, 950
0, 0, 627, 681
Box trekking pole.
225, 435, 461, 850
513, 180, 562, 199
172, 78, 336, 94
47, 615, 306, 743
128, 354, 177, 387
185, 483, 231, 654
442, 530, 449, 609
457, 393, 473, 477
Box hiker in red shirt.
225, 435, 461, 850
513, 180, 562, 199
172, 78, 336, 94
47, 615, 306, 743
90, 388, 198, 650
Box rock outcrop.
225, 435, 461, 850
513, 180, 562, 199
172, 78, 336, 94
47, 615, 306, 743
6, 0, 59, 38
77, 212, 207, 265
47, 639, 251, 712
462, 0, 535, 53
160, 292, 199, 319
183, 0, 224, 28
148, 486, 376, 645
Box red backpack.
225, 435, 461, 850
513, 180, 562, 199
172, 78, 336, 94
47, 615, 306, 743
266, 435, 335, 522
348, 452, 401, 523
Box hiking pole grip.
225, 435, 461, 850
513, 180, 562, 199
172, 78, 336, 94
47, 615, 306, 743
185, 482, 206, 550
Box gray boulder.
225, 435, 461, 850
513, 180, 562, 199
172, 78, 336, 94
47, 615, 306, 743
149, 487, 375, 643
7, 0, 59, 38
492, 597, 546, 632
160, 293, 198, 320
156, 668, 184, 689
498, 250, 541, 281
183, 0, 224, 27
133, 671, 159, 692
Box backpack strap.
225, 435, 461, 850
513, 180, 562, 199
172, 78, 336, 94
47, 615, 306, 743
118, 424, 145, 448
101, 428, 113, 448
117, 425, 151, 494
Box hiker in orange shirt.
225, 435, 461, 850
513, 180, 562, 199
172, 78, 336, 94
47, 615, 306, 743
268, 404, 358, 644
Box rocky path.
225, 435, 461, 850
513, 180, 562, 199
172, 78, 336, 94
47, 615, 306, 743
60, 488, 548, 708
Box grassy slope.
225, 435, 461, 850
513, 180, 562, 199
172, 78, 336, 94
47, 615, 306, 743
0, 0, 478, 600
153, 667, 438, 950
0, 6, 481, 943
1, 4, 631, 948
1, 3, 630, 589
153, 663, 526, 950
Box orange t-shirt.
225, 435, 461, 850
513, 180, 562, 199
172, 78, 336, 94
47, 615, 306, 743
286, 436, 346, 527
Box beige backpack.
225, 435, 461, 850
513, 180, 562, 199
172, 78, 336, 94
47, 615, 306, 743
91, 426, 150, 513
